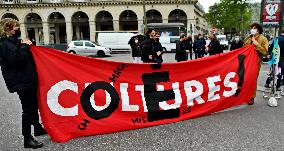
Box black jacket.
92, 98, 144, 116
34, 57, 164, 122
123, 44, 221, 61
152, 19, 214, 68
128, 35, 144, 57
175, 40, 188, 62
153, 40, 163, 63
0, 37, 37, 93
230, 40, 243, 51
141, 37, 155, 63
208, 40, 222, 56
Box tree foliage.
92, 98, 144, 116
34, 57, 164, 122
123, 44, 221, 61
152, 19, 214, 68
205, 0, 253, 33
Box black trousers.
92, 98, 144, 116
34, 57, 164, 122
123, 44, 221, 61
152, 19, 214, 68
17, 87, 41, 138
194, 49, 202, 59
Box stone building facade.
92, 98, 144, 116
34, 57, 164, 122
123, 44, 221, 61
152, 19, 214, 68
0, 0, 208, 45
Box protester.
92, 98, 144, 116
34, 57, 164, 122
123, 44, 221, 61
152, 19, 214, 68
153, 31, 163, 63
0, 18, 46, 149
244, 23, 269, 105
200, 35, 207, 57
184, 35, 193, 60
230, 34, 243, 51
141, 28, 155, 63
193, 34, 203, 59
175, 34, 189, 62
128, 34, 144, 63
207, 33, 222, 56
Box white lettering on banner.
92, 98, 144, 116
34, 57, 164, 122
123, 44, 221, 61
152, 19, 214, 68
47, 80, 79, 116
135, 85, 148, 112
121, 83, 139, 111
158, 82, 182, 110
184, 80, 205, 106
223, 72, 238, 97
207, 75, 221, 102
46, 72, 238, 117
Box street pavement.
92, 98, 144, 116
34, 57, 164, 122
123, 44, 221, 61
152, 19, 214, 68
1, 52, 284, 151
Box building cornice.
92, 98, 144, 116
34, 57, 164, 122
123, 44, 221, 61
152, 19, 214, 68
0, 0, 198, 8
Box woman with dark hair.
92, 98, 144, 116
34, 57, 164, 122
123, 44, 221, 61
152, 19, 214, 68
141, 28, 156, 63
153, 31, 163, 63
0, 18, 46, 149
244, 22, 269, 105
207, 32, 221, 56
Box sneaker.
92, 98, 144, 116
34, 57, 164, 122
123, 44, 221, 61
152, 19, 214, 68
248, 98, 254, 105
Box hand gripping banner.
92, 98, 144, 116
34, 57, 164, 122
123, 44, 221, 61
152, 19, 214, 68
31, 45, 258, 143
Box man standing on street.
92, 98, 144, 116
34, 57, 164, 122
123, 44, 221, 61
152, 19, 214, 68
230, 34, 243, 51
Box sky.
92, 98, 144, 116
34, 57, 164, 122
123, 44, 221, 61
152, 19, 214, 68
198, 0, 262, 13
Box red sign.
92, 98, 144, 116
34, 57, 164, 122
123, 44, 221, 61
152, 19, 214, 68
31, 45, 258, 143
262, 0, 281, 27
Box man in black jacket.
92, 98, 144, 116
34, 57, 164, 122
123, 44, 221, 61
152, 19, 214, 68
0, 18, 46, 149
141, 28, 156, 63
230, 34, 243, 51
175, 34, 189, 62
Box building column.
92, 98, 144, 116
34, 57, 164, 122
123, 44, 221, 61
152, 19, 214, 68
55, 25, 60, 44
66, 21, 73, 44
113, 20, 119, 32
89, 21, 96, 42
162, 18, 168, 23
34, 28, 39, 45
138, 20, 143, 34
75, 25, 80, 40
20, 23, 27, 40
42, 22, 50, 45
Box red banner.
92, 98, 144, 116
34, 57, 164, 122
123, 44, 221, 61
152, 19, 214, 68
31, 45, 258, 143
262, 0, 281, 27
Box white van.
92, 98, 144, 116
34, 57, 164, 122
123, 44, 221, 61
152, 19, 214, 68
159, 36, 179, 52
217, 35, 229, 50
97, 33, 136, 51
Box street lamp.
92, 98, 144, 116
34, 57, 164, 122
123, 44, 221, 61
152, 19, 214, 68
142, 0, 147, 34
235, 0, 247, 37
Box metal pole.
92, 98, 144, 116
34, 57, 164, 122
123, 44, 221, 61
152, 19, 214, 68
278, 0, 284, 35
143, 0, 147, 34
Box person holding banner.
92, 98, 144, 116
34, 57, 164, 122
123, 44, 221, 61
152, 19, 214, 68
244, 23, 269, 105
0, 18, 46, 149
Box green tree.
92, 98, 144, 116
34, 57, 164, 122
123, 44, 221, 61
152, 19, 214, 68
205, 0, 252, 35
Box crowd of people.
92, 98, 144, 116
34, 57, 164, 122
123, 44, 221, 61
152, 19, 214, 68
128, 28, 248, 64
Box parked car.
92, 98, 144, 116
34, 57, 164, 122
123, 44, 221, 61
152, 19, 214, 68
67, 40, 111, 57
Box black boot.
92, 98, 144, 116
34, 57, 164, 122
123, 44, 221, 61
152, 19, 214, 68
34, 126, 47, 136
24, 136, 43, 149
